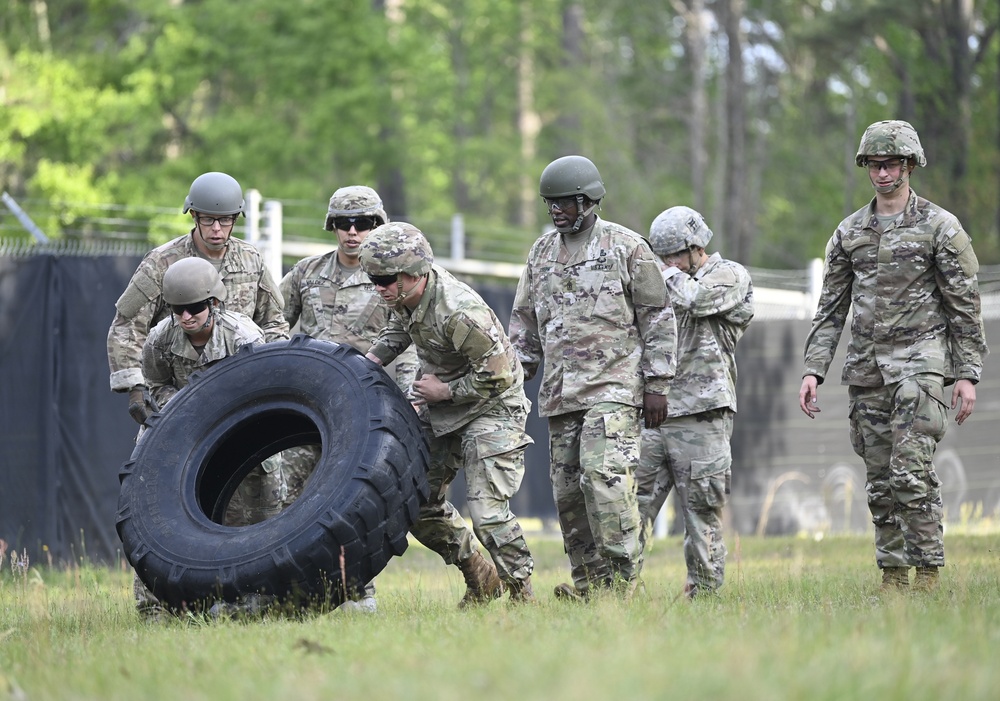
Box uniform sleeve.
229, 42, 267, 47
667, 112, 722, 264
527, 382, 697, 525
107, 257, 167, 392
665, 263, 754, 326
803, 228, 854, 383
279, 265, 304, 331
629, 242, 675, 395
445, 311, 517, 403
391, 344, 420, 396
368, 311, 412, 366
141, 324, 178, 408
509, 263, 542, 381
254, 265, 290, 342
935, 224, 988, 382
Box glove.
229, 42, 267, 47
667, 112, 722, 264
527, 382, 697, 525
128, 386, 155, 425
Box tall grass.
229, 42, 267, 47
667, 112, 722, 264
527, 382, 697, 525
1, 534, 998, 701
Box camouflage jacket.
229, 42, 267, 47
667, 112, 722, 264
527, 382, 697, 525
368, 265, 528, 436
280, 250, 418, 393
141, 309, 264, 407
804, 189, 987, 387
107, 233, 289, 392
509, 217, 676, 417
662, 253, 754, 416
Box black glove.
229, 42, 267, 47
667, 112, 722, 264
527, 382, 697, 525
127, 386, 155, 425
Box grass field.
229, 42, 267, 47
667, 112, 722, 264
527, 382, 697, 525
1, 533, 999, 701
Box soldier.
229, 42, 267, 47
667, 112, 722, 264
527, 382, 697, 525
635, 206, 754, 598
136, 258, 287, 619
360, 222, 536, 606
799, 120, 987, 593
509, 155, 676, 600
108, 171, 289, 424
279, 185, 417, 613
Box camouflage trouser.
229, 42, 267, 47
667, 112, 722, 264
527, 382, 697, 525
849, 374, 947, 568
548, 402, 642, 593
224, 455, 289, 526
410, 400, 535, 585
280, 444, 322, 506
635, 408, 733, 593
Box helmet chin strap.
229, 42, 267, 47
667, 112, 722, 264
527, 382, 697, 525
555, 196, 598, 234
382, 275, 424, 308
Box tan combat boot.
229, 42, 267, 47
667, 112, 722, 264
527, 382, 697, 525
507, 576, 536, 604
879, 566, 909, 592
457, 551, 504, 608
913, 566, 940, 592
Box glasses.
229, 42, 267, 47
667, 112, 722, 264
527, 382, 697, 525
170, 300, 210, 316
367, 272, 399, 287
196, 215, 236, 227
866, 158, 907, 173
333, 216, 377, 232
544, 197, 578, 212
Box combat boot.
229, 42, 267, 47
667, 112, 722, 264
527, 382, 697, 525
457, 551, 504, 608
507, 576, 536, 604
913, 566, 940, 592
553, 582, 588, 602
879, 566, 909, 592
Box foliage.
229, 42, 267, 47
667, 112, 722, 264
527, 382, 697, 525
1, 0, 998, 267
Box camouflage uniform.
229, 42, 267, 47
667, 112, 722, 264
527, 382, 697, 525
368, 264, 535, 589
107, 232, 289, 393
509, 217, 675, 594
636, 252, 754, 594
279, 252, 418, 499
133, 308, 287, 613
804, 188, 987, 569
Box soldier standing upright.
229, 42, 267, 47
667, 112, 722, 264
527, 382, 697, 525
509, 155, 676, 600
799, 120, 987, 592
635, 206, 753, 598
279, 185, 417, 613
361, 222, 537, 606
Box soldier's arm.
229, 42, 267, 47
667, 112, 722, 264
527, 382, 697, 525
108, 259, 166, 392
278, 265, 304, 331
368, 311, 412, 366
141, 325, 178, 408
935, 223, 988, 382
665, 263, 754, 326
509, 265, 542, 381
391, 344, 420, 395
446, 312, 516, 402
254, 265, 290, 342
803, 230, 854, 384
630, 244, 675, 396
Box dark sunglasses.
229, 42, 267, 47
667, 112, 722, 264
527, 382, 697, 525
333, 216, 378, 232
367, 273, 399, 287
170, 300, 210, 316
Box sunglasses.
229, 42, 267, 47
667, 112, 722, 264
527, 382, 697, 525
865, 158, 907, 173
333, 216, 377, 232
544, 196, 579, 212
170, 300, 210, 316
196, 215, 236, 227
367, 273, 399, 287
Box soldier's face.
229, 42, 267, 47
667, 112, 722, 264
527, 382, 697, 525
192, 212, 234, 252
173, 302, 212, 335
545, 197, 579, 230
334, 216, 376, 260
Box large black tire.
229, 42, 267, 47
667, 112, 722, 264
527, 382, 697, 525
116, 334, 429, 610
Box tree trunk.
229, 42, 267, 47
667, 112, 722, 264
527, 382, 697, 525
517, 4, 541, 229
721, 0, 748, 261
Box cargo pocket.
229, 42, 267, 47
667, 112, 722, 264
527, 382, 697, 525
475, 430, 532, 499
689, 450, 731, 512
848, 399, 865, 458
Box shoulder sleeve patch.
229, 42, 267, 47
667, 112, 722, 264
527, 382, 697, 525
631, 258, 667, 307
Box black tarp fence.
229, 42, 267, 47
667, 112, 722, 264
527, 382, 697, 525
4, 250, 1000, 564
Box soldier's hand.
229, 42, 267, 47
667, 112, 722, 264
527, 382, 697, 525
413, 374, 452, 404
952, 379, 976, 425
127, 386, 153, 425
642, 392, 667, 429
799, 375, 821, 418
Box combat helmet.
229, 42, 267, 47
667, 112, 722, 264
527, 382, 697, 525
162, 257, 227, 305
359, 222, 434, 277
649, 206, 714, 257
182, 172, 246, 216
539, 155, 606, 202
855, 120, 926, 167
323, 185, 389, 232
